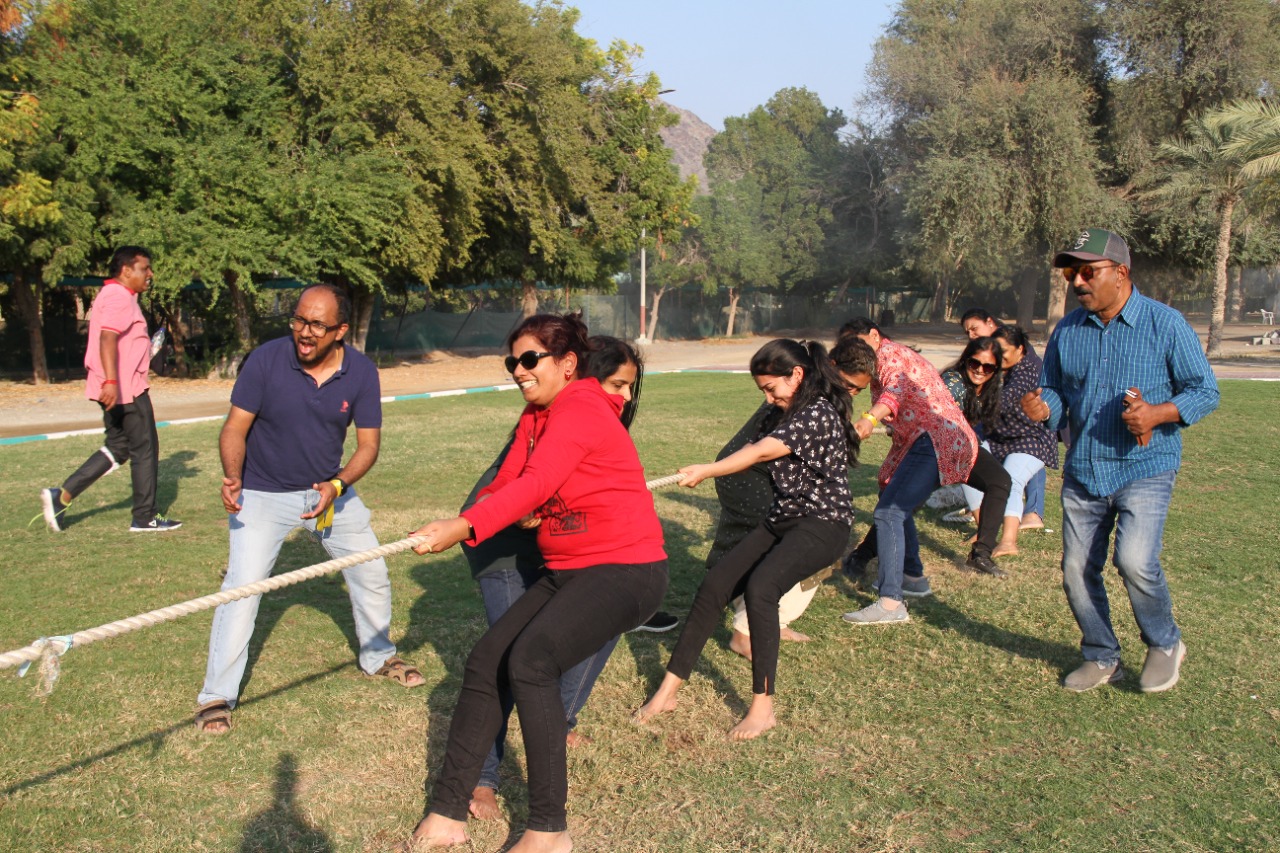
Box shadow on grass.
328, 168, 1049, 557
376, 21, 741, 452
237, 752, 334, 853
910, 593, 1079, 670
2, 662, 354, 797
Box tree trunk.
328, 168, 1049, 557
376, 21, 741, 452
649, 285, 668, 342
1206, 196, 1235, 358
158, 301, 192, 377
725, 287, 740, 337
11, 270, 50, 384
520, 278, 538, 318
348, 287, 374, 352
225, 270, 254, 354
1016, 266, 1037, 331
929, 276, 949, 323
1045, 266, 1068, 335
1227, 265, 1244, 323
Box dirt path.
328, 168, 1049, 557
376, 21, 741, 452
3, 323, 1276, 440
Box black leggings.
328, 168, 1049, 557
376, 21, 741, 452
428, 560, 667, 832
666, 516, 848, 695
968, 447, 1011, 557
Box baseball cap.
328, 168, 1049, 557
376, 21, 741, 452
1053, 228, 1130, 268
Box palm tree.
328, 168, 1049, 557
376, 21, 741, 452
1147, 100, 1280, 357
1217, 98, 1280, 180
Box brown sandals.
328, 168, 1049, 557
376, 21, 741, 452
195, 700, 232, 734
371, 655, 426, 688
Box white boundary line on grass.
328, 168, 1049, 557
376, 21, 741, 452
0, 369, 752, 447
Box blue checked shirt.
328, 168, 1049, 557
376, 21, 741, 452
1039, 287, 1219, 497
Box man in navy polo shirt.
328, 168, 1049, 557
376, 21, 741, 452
1023, 229, 1219, 694
195, 283, 423, 734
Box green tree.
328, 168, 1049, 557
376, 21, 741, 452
870, 0, 1123, 328
701, 87, 843, 335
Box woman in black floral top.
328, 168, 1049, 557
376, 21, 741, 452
635, 339, 858, 741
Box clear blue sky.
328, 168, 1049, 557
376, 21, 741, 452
566, 0, 898, 129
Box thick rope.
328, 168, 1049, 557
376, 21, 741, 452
2, 472, 687, 676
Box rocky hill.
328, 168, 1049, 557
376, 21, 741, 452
658, 101, 716, 194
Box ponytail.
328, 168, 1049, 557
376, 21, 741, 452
749, 339, 860, 464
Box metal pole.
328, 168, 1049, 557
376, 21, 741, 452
637, 227, 649, 344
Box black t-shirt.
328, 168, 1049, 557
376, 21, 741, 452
765, 397, 853, 526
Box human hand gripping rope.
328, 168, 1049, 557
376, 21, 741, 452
2, 472, 687, 693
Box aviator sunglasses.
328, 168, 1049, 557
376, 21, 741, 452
966, 357, 997, 375
1060, 261, 1117, 283
505, 350, 553, 373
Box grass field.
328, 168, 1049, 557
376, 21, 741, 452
1, 374, 1277, 852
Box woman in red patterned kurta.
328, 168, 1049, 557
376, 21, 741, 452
834, 319, 1010, 625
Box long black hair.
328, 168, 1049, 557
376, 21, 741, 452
750, 338, 859, 464
948, 336, 1005, 432
584, 335, 644, 430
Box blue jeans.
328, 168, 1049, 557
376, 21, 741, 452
1001, 453, 1045, 519
474, 564, 619, 790
874, 435, 940, 601
1060, 471, 1181, 664
1025, 467, 1047, 518
198, 488, 397, 707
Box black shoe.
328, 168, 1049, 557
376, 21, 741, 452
841, 551, 871, 581
964, 550, 1007, 578
130, 515, 183, 533
630, 611, 679, 633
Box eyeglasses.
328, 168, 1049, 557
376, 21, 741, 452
1060, 261, 1118, 283
505, 350, 553, 373
966, 357, 997, 375
288, 315, 343, 336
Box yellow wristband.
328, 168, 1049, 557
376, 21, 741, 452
860, 412, 879, 427
329, 478, 345, 497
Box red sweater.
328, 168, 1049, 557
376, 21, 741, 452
463, 379, 667, 569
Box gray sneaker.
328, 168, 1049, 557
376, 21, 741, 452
1062, 660, 1124, 692
1138, 641, 1186, 693
842, 601, 910, 625
868, 575, 933, 598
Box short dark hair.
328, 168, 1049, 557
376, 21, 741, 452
837, 317, 881, 340
299, 283, 352, 325
830, 336, 877, 379
992, 324, 1028, 352
109, 246, 151, 278
959, 308, 996, 326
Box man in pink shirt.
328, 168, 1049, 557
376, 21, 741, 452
40, 246, 181, 533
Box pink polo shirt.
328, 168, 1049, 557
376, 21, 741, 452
84, 280, 150, 404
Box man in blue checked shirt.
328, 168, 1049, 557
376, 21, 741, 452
1022, 229, 1218, 694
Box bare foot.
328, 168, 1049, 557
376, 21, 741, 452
729, 695, 776, 741
964, 533, 977, 546
779, 627, 811, 643
1020, 512, 1044, 530
565, 730, 593, 748
468, 786, 501, 821
508, 828, 573, 853
409, 813, 469, 848
729, 629, 753, 660
992, 541, 1019, 557
634, 673, 683, 723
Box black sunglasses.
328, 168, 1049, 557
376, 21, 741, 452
1060, 261, 1118, 283
966, 357, 997, 375
505, 350, 553, 373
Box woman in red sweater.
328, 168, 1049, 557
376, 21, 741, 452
407, 314, 667, 853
